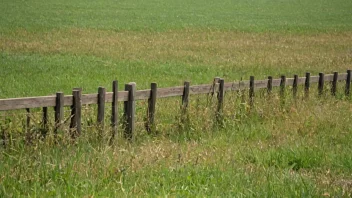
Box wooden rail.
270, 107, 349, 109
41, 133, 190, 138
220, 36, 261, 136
0, 71, 351, 141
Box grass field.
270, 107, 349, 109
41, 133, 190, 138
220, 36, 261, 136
1, 0, 352, 196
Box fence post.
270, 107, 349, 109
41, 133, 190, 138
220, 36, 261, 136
345, 70, 351, 97
146, 82, 157, 134
180, 81, 190, 130
305, 72, 310, 99
293, 75, 298, 98
182, 81, 190, 112
267, 76, 273, 96
55, 92, 64, 135
110, 80, 118, 144
97, 87, 106, 126
25, 108, 31, 143
123, 82, 136, 140
42, 107, 48, 137
249, 76, 255, 107
70, 89, 82, 138
213, 77, 220, 97
216, 78, 225, 125
318, 72, 324, 96
331, 72, 338, 96
280, 75, 286, 97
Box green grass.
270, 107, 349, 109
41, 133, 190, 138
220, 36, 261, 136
1, 0, 352, 196
1, 0, 352, 32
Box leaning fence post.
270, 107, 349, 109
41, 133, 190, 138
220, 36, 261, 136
70, 89, 82, 138
305, 72, 311, 99
249, 76, 255, 107
318, 72, 324, 96
345, 70, 351, 97
110, 80, 118, 144
216, 78, 225, 125
331, 72, 338, 96
293, 75, 298, 99
123, 82, 136, 140
55, 92, 64, 135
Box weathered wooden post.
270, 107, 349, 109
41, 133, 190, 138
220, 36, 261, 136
55, 92, 64, 135
216, 78, 225, 125
123, 82, 136, 140
331, 72, 338, 96
110, 80, 118, 143
70, 89, 82, 138
97, 86, 106, 138
97, 87, 106, 126
345, 70, 351, 97
318, 72, 324, 96
305, 72, 311, 99
42, 107, 48, 137
25, 108, 31, 143
267, 76, 273, 96
293, 75, 298, 98
249, 76, 255, 107
280, 75, 286, 97
146, 82, 157, 134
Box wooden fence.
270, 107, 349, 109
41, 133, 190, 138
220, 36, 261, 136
0, 71, 351, 140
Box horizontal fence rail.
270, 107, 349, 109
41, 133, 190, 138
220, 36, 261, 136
0, 71, 351, 141
0, 73, 348, 111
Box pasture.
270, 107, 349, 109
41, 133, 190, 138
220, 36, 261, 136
1, 0, 352, 196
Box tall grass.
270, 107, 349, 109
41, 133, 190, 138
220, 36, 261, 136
1, 85, 352, 196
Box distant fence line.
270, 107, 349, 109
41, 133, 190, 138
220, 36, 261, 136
0, 71, 351, 140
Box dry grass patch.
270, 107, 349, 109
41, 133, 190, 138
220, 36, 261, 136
1, 29, 352, 72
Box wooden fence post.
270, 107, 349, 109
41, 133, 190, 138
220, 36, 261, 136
97, 86, 106, 138
331, 72, 338, 96
267, 76, 273, 95
213, 77, 220, 97
345, 70, 351, 97
182, 81, 190, 112
97, 87, 106, 126
110, 80, 118, 143
249, 76, 254, 107
318, 72, 324, 96
216, 78, 225, 124
25, 108, 31, 143
305, 72, 310, 99
42, 107, 48, 137
280, 75, 286, 97
123, 82, 136, 140
293, 75, 298, 98
70, 89, 82, 138
55, 92, 64, 135
180, 81, 190, 129
146, 82, 157, 134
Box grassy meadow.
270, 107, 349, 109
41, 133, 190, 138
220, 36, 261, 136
1, 0, 352, 196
